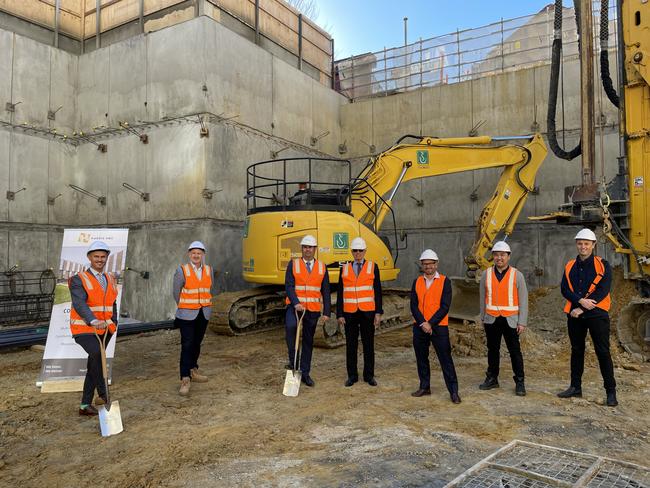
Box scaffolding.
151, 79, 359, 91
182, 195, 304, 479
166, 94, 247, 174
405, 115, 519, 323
446, 440, 650, 488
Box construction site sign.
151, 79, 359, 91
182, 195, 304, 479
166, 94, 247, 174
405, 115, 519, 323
37, 228, 129, 392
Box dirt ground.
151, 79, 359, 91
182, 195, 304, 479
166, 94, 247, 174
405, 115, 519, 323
1, 286, 649, 488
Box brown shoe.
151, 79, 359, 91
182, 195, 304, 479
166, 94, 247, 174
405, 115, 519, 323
190, 368, 208, 383
79, 405, 99, 416
94, 395, 107, 406
411, 388, 431, 397
179, 377, 191, 396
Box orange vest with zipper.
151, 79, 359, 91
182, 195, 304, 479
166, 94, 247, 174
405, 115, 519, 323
485, 266, 519, 317
415, 274, 448, 326
285, 258, 325, 312
178, 264, 213, 309
341, 260, 375, 313
69, 271, 118, 336
563, 256, 610, 313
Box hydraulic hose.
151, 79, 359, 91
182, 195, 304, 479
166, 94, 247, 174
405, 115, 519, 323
600, 0, 620, 107
547, 0, 582, 160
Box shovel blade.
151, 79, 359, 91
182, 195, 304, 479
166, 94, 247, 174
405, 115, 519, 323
98, 400, 123, 437
282, 370, 301, 397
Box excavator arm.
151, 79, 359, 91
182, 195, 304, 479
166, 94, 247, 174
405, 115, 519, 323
351, 133, 548, 273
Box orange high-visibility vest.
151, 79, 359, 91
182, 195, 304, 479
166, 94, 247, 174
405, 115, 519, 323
563, 256, 610, 313
415, 274, 449, 326
69, 271, 118, 336
485, 266, 520, 317
341, 260, 375, 313
285, 258, 325, 312
178, 264, 213, 309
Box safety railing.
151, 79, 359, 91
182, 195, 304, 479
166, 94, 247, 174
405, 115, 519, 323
334, 2, 617, 100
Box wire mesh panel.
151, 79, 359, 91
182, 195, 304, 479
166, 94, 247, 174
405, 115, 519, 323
446, 440, 650, 488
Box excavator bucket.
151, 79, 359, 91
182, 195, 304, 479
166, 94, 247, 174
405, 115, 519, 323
448, 277, 481, 323
617, 298, 650, 362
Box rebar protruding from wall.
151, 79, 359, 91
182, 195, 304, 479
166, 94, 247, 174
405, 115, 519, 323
69, 184, 106, 205
6, 188, 26, 200
122, 182, 150, 201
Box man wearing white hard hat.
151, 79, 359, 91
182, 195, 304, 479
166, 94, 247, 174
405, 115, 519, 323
559, 228, 617, 407
410, 249, 461, 404
69, 240, 118, 416
284, 234, 331, 387
478, 240, 528, 396
336, 237, 383, 387
173, 241, 215, 396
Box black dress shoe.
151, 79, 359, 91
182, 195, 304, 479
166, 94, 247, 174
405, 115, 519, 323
411, 388, 431, 397
301, 375, 315, 387
366, 378, 378, 387
606, 390, 618, 407
479, 376, 499, 390
557, 386, 582, 398
344, 378, 357, 387
451, 392, 461, 404
79, 405, 99, 416
514, 377, 526, 397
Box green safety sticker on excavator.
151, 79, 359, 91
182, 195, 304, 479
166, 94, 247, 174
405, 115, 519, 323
416, 150, 429, 166
243, 218, 250, 238
333, 232, 349, 250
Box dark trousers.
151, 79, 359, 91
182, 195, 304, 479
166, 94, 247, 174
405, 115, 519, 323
285, 308, 319, 375
177, 309, 208, 379
567, 315, 616, 391
412, 324, 458, 393
484, 316, 525, 380
344, 311, 375, 381
74, 332, 113, 405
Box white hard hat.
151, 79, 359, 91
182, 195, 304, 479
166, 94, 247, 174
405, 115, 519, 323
350, 237, 367, 250
419, 249, 439, 261
87, 240, 111, 255
492, 241, 511, 253
188, 241, 206, 252
300, 235, 317, 246
575, 228, 597, 241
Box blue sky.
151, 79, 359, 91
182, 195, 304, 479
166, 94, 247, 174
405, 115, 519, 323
314, 1, 554, 59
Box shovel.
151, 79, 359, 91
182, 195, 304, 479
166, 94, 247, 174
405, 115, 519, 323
96, 328, 123, 437
283, 309, 305, 397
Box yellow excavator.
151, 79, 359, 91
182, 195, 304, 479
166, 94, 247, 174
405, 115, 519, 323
209, 133, 547, 347
535, 0, 650, 361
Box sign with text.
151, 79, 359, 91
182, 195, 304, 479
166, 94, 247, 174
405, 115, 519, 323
38, 228, 128, 391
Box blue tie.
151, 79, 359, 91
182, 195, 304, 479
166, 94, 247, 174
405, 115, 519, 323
306, 261, 312, 273
97, 273, 107, 291
355, 262, 361, 276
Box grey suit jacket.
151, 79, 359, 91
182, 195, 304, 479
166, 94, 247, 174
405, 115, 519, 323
479, 266, 528, 328
173, 264, 216, 320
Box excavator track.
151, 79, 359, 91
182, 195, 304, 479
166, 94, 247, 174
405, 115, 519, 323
209, 286, 415, 347
617, 298, 650, 362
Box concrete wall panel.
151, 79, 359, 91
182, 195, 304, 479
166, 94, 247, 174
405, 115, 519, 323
77, 49, 110, 130
48, 142, 77, 225
67, 143, 109, 225
205, 20, 274, 133
107, 135, 148, 223
9, 229, 48, 270
12, 36, 50, 127
372, 89, 421, 151
146, 17, 208, 120
9, 133, 48, 223
422, 81, 471, 138
311, 79, 345, 156
108, 35, 147, 126
49, 48, 77, 134
272, 56, 313, 147
0, 30, 13, 123
0, 131, 9, 221
340, 100, 372, 157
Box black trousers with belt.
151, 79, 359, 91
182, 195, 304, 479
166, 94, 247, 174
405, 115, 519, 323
74, 331, 113, 405
343, 310, 375, 381
176, 309, 209, 379
483, 316, 525, 380
285, 307, 319, 375
412, 324, 458, 393
567, 315, 616, 391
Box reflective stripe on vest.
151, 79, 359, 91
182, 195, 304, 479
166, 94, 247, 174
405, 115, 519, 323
415, 274, 448, 326
178, 264, 213, 309
341, 261, 375, 313
285, 258, 325, 312
563, 256, 611, 313
485, 266, 520, 317
69, 271, 118, 336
